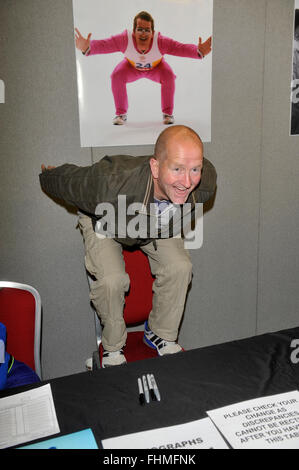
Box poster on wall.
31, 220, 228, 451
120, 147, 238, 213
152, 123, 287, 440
290, 0, 299, 135
72, 0, 213, 147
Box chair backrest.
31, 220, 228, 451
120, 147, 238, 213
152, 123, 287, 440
0, 282, 42, 379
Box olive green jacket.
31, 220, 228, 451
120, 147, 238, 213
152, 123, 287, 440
39, 154, 217, 246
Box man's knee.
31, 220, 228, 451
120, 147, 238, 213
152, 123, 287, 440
89, 272, 130, 313
164, 258, 192, 283
97, 272, 130, 295
111, 62, 132, 83
159, 65, 176, 83
111, 67, 122, 82
178, 258, 192, 279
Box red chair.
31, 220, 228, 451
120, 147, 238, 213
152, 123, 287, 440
92, 249, 157, 368
0, 282, 42, 379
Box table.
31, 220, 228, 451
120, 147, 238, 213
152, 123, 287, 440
1, 327, 299, 450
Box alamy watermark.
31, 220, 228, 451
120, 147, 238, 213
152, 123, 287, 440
290, 339, 299, 364
291, 79, 299, 104
94, 195, 203, 249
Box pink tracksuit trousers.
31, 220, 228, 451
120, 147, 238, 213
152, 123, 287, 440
111, 58, 175, 115
88, 30, 201, 116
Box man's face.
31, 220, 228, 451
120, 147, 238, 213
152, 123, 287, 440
134, 18, 153, 48
150, 139, 203, 204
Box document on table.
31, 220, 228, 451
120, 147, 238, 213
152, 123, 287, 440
102, 417, 229, 449
0, 383, 60, 449
207, 390, 299, 449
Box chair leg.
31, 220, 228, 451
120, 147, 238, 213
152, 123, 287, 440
92, 350, 101, 370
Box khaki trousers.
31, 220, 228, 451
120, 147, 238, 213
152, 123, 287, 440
78, 214, 192, 351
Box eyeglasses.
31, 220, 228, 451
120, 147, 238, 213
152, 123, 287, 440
136, 27, 152, 34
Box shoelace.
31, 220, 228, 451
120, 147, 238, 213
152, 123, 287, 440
103, 349, 124, 357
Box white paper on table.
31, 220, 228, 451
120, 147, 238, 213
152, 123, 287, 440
0, 383, 60, 449
102, 417, 229, 449
207, 390, 299, 449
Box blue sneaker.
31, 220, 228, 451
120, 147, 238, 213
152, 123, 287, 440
143, 321, 182, 356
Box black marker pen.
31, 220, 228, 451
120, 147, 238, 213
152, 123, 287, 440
147, 373, 156, 401
138, 377, 145, 406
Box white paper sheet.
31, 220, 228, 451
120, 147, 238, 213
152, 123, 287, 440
207, 390, 299, 449
0, 383, 60, 449
102, 417, 228, 449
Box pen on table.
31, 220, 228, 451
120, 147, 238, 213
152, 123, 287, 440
142, 374, 150, 403
147, 373, 156, 401
138, 377, 145, 406
150, 374, 161, 402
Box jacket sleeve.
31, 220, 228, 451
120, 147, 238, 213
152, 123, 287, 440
196, 157, 217, 203
158, 33, 203, 59
39, 155, 147, 214
39, 163, 105, 214
87, 30, 128, 55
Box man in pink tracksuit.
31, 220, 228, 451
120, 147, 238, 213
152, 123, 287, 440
75, 11, 212, 125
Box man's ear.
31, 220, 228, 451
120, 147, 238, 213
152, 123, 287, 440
150, 157, 159, 179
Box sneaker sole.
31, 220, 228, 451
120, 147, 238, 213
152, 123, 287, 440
102, 361, 126, 368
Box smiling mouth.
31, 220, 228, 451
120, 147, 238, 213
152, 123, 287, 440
173, 188, 190, 200
174, 187, 188, 193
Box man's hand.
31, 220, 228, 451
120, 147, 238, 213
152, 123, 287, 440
75, 28, 92, 53
198, 36, 212, 57
41, 164, 56, 172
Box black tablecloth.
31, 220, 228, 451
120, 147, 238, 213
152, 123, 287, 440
2, 327, 299, 450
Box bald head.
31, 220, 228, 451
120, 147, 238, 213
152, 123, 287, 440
154, 125, 203, 162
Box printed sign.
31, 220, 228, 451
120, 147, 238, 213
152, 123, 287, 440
207, 390, 299, 449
